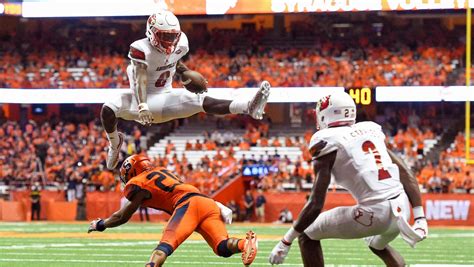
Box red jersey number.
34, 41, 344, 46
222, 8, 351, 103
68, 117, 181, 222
362, 141, 391, 180
155, 71, 170, 87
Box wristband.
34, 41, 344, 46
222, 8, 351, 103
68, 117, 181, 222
413, 206, 425, 220
283, 227, 300, 244
138, 103, 149, 112
96, 219, 106, 232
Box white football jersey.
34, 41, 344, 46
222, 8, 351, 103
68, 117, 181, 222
127, 33, 189, 93
309, 121, 403, 203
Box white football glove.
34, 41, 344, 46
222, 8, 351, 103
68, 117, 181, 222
397, 216, 428, 248
269, 240, 291, 265
412, 217, 428, 240
138, 103, 153, 126
215, 201, 232, 224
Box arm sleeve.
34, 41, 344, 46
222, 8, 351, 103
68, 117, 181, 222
308, 132, 338, 160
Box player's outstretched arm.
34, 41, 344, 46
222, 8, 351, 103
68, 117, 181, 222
87, 189, 149, 233
269, 151, 336, 265
388, 149, 428, 240
131, 60, 153, 126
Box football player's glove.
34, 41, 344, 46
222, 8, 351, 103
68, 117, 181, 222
269, 240, 291, 265
215, 201, 232, 224
412, 217, 428, 240
138, 103, 153, 126
88, 218, 106, 233
397, 216, 428, 248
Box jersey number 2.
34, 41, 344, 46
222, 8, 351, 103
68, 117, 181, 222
146, 169, 182, 192
361, 141, 391, 180
155, 71, 170, 87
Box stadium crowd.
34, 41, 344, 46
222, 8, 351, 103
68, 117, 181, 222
0, 19, 469, 89
2, 104, 471, 198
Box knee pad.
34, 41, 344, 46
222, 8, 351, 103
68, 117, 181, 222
216, 239, 233, 258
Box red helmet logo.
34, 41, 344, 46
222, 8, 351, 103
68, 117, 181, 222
318, 95, 331, 112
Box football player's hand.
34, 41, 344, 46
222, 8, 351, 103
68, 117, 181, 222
412, 217, 428, 240
88, 218, 106, 233
138, 103, 153, 126
269, 240, 291, 265
215, 201, 232, 224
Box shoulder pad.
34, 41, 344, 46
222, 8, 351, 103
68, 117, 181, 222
128, 41, 147, 65
308, 130, 338, 159
355, 121, 382, 131
176, 32, 189, 56
123, 183, 142, 201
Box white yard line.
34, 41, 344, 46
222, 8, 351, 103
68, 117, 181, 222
1, 251, 472, 259
0, 259, 470, 267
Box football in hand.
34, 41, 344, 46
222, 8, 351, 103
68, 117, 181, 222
181, 70, 207, 94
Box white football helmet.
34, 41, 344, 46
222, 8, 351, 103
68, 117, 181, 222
146, 10, 181, 54
315, 91, 356, 130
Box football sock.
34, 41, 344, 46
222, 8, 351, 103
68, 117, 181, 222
106, 130, 120, 149
238, 239, 245, 251
229, 100, 249, 114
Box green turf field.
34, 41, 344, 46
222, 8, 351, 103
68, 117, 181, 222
0, 222, 472, 266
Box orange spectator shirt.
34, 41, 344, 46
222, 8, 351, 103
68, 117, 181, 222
124, 167, 200, 214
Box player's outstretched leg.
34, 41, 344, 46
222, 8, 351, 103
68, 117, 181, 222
298, 233, 324, 267
202, 81, 271, 120
101, 104, 124, 169
369, 245, 405, 267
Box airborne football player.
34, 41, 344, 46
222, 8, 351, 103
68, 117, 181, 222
101, 10, 271, 170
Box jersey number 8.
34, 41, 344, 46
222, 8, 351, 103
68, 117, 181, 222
155, 71, 171, 87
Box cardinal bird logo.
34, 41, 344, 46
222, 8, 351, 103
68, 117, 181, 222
318, 95, 331, 112
148, 14, 156, 26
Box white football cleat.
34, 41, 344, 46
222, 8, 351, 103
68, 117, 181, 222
248, 81, 271, 120
106, 132, 124, 170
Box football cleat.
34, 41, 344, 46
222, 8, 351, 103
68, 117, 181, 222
248, 81, 271, 120
106, 132, 124, 170
242, 230, 258, 266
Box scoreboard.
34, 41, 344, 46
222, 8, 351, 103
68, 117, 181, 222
346, 87, 374, 106
0, 0, 22, 16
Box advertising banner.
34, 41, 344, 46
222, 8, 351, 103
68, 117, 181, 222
21, 0, 474, 17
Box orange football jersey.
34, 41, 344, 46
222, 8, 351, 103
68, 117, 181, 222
124, 167, 200, 214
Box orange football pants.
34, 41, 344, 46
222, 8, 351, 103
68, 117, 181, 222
160, 196, 229, 254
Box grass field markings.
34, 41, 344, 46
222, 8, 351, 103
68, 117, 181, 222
0, 240, 472, 255
0, 257, 471, 265
1, 251, 471, 260
1, 232, 473, 241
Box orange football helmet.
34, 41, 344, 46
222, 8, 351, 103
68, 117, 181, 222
119, 154, 154, 184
